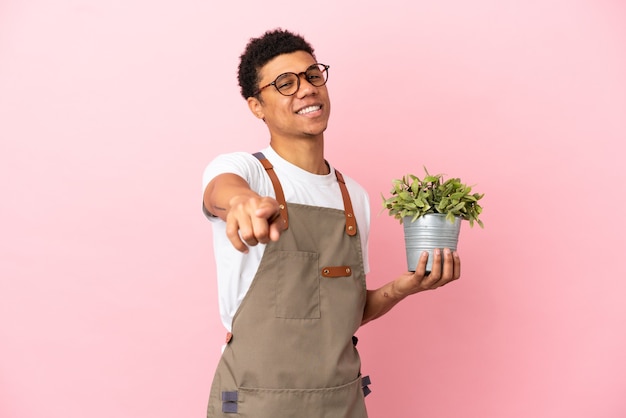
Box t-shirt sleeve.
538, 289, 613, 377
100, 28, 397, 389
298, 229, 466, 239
202, 152, 260, 191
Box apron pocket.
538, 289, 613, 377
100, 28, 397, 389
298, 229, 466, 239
275, 250, 320, 319
237, 377, 367, 418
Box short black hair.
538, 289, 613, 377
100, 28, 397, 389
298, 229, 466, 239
238, 28, 316, 99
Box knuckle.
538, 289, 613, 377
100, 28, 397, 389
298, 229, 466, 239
239, 230, 255, 242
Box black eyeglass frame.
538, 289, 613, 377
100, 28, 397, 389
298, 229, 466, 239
254, 63, 330, 97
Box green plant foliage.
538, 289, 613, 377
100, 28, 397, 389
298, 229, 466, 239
381, 167, 485, 227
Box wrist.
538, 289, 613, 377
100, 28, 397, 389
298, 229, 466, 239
389, 280, 408, 300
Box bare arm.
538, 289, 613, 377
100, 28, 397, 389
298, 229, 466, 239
361, 248, 461, 325
203, 173, 285, 253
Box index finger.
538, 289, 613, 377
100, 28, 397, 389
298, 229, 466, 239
254, 199, 281, 220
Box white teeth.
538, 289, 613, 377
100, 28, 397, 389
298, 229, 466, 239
297, 105, 321, 115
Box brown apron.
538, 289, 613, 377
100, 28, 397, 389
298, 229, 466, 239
207, 153, 370, 418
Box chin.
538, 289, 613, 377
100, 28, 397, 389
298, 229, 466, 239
304, 127, 328, 137
307, 119, 329, 135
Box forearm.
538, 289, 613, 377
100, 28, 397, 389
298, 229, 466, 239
360, 250, 461, 325
361, 280, 406, 326
203, 173, 259, 221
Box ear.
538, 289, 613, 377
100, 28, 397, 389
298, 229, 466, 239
247, 96, 265, 120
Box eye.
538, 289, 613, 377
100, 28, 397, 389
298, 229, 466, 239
305, 65, 325, 85
278, 80, 294, 89
306, 70, 323, 80
275, 74, 297, 91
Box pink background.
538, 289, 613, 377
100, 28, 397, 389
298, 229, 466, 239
2, 1, 625, 417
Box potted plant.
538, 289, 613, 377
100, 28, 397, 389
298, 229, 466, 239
381, 167, 484, 272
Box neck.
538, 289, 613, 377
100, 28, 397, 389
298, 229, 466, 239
270, 135, 328, 174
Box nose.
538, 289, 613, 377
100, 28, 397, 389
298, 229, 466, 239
296, 73, 318, 98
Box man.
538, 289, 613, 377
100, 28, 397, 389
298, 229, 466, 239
202, 29, 460, 418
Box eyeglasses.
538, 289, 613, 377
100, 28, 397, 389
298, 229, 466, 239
255, 63, 330, 97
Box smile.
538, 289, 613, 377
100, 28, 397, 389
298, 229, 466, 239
296, 105, 321, 115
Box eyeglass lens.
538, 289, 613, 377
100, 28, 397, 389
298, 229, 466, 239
275, 64, 328, 96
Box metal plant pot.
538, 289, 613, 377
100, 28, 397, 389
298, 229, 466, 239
403, 213, 462, 272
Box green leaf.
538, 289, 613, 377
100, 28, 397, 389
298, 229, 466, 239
381, 167, 484, 226
451, 202, 466, 212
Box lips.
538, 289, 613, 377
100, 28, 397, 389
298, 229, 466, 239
296, 105, 322, 115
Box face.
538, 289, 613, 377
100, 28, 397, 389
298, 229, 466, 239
247, 51, 331, 141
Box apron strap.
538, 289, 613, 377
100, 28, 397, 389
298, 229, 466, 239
221, 391, 238, 413
334, 169, 357, 236
252, 152, 357, 236
253, 152, 289, 230
361, 375, 372, 397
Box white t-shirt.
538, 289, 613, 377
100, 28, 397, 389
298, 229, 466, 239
202, 146, 371, 331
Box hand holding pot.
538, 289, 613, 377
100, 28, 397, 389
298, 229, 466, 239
396, 248, 461, 295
